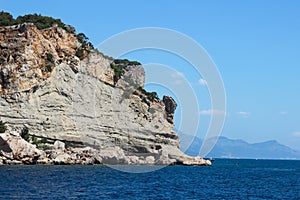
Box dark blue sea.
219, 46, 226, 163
0, 159, 299, 199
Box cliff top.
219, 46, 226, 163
0, 11, 145, 95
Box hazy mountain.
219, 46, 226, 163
182, 136, 300, 160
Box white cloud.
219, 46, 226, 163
236, 111, 250, 117
171, 72, 184, 78
292, 132, 300, 137
200, 109, 226, 116
173, 79, 184, 85
198, 78, 208, 86
280, 111, 288, 115
170, 72, 185, 85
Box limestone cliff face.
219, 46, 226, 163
0, 23, 210, 166
0, 23, 80, 94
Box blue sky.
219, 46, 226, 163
1, 0, 300, 150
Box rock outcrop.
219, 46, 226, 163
0, 23, 210, 166
163, 96, 177, 124
0, 131, 44, 164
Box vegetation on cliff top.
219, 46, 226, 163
0, 11, 93, 60
75, 33, 94, 59
0, 11, 147, 91
0, 11, 72, 32
114, 59, 141, 66
110, 59, 141, 85
109, 59, 158, 101
137, 86, 159, 101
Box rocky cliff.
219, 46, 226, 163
0, 22, 210, 166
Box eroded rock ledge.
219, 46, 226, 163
0, 23, 211, 166
0, 132, 211, 166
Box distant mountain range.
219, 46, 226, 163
180, 136, 300, 160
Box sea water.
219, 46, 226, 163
0, 159, 299, 199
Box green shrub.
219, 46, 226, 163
0, 120, 7, 133
111, 64, 124, 78
137, 86, 147, 94
77, 33, 94, 49
44, 53, 55, 72
46, 53, 54, 63
32, 136, 39, 146
45, 63, 52, 72
0, 11, 75, 34
147, 92, 159, 101
76, 33, 94, 60
114, 59, 141, 66
0, 11, 14, 26
20, 127, 30, 141
110, 59, 141, 85
77, 33, 89, 48
137, 87, 159, 101
38, 144, 51, 151
110, 63, 125, 84
75, 48, 85, 60
40, 138, 48, 143
15, 14, 72, 33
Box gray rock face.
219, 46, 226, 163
163, 96, 177, 124
163, 96, 177, 114
53, 141, 65, 151
0, 24, 210, 166
99, 146, 129, 165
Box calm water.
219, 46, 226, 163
0, 159, 299, 199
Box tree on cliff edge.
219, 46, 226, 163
0, 11, 74, 33
0, 11, 14, 26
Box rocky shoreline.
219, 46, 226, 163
0, 132, 211, 166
